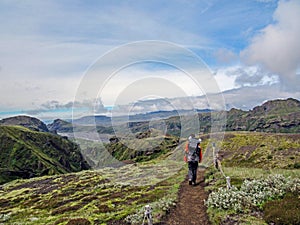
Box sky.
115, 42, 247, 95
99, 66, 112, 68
0, 0, 300, 120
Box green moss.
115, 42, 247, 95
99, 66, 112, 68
208, 132, 300, 169
263, 192, 300, 225
0, 158, 186, 224
0, 125, 90, 184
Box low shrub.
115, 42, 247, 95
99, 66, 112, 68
293, 162, 300, 169
206, 174, 300, 212
66, 218, 91, 225
263, 192, 300, 225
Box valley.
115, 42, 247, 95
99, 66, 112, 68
0, 98, 299, 224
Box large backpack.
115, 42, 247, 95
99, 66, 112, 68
187, 138, 200, 161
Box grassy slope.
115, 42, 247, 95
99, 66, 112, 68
201, 132, 300, 225
77, 134, 180, 168
219, 132, 300, 169
0, 160, 186, 225
0, 125, 90, 184
0, 131, 299, 224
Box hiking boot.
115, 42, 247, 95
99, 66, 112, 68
192, 182, 196, 186
188, 179, 192, 185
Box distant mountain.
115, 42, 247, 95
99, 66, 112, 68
46, 98, 300, 140
0, 115, 49, 132
128, 109, 211, 122
226, 98, 300, 132
47, 119, 73, 133
73, 115, 112, 126
124, 98, 300, 135
0, 125, 90, 184
251, 98, 300, 115
71, 109, 212, 127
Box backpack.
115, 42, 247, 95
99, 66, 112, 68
187, 138, 200, 161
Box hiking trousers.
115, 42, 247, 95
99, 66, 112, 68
188, 161, 198, 183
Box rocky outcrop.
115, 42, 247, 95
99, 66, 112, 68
226, 98, 300, 133
47, 119, 73, 133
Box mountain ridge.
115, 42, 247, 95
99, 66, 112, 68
0, 115, 49, 132
46, 98, 300, 136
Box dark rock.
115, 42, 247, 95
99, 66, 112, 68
47, 119, 73, 133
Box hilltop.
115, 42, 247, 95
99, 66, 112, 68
226, 98, 300, 132
47, 118, 73, 133
0, 115, 49, 132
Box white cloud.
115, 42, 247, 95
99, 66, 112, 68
241, 0, 300, 90
1, 0, 299, 119
99, 66, 205, 106
0, 75, 80, 110
213, 67, 238, 91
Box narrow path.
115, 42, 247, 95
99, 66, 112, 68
161, 168, 211, 225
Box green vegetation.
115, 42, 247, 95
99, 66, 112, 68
76, 133, 180, 168
205, 171, 300, 225
0, 125, 90, 184
0, 160, 186, 225
263, 192, 300, 225
203, 132, 300, 225
225, 98, 300, 133
1, 99, 300, 225
215, 132, 300, 169
48, 98, 300, 138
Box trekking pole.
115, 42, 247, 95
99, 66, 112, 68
142, 205, 153, 225
212, 143, 218, 169
226, 176, 232, 189
213, 143, 231, 189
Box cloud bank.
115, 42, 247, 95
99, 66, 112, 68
242, 0, 300, 90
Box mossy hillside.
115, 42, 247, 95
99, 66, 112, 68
124, 98, 300, 135
0, 160, 186, 225
76, 134, 181, 169
108, 135, 180, 162
225, 98, 300, 133
0, 125, 90, 184
205, 132, 300, 169
263, 192, 300, 225
202, 132, 300, 225
251, 98, 300, 115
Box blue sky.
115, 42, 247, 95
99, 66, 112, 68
0, 0, 299, 119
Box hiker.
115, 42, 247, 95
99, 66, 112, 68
184, 134, 202, 186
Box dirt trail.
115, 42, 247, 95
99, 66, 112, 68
161, 168, 211, 225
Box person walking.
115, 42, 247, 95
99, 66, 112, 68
184, 134, 202, 186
